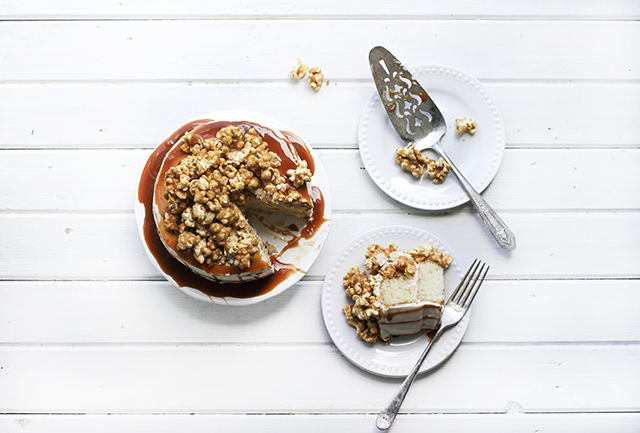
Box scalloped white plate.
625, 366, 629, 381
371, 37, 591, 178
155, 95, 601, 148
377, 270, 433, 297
135, 110, 332, 306
358, 65, 505, 210
321, 226, 469, 378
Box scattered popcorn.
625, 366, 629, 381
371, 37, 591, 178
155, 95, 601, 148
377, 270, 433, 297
395, 143, 452, 184
426, 157, 451, 184
290, 58, 309, 80
307, 66, 324, 92
455, 117, 478, 136
290, 58, 325, 92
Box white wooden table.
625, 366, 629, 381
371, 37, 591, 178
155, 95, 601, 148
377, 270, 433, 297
2, 1, 639, 431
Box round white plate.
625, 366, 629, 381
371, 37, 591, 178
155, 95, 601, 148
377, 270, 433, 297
321, 226, 469, 378
135, 110, 332, 306
358, 64, 505, 210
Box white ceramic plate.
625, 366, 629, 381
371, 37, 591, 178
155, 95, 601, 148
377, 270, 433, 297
135, 110, 332, 306
359, 64, 505, 210
321, 226, 469, 378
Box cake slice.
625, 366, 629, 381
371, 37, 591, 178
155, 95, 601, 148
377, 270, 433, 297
342, 243, 452, 343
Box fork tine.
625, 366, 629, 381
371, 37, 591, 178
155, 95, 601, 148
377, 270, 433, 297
449, 258, 479, 304
460, 261, 489, 309
459, 261, 483, 305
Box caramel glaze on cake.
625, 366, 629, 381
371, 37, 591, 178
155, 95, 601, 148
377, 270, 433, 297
152, 119, 317, 284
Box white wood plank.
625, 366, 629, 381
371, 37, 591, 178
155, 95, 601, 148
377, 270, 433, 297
492, 83, 640, 148
1, 148, 638, 211
2, 0, 638, 20
0, 82, 367, 149
319, 212, 640, 280
323, 148, 640, 210
1, 21, 638, 81
1, 82, 638, 148
0, 212, 637, 280
1, 344, 638, 413
1, 413, 639, 433
1, 280, 638, 344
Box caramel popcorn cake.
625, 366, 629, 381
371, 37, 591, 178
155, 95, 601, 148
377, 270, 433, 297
153, 120, 315, 283
342, 243, 452, 343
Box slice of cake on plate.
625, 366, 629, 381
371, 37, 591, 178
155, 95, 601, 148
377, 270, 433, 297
342, 243, 452, 342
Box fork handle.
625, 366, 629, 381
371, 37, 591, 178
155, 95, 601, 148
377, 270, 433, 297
375, 327, 445, 430
432, 141, 516, 252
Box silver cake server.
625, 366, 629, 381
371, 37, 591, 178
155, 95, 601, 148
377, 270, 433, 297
369, 46, 516, 251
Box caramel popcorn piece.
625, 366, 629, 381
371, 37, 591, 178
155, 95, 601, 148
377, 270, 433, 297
426, 157, 451, 184
395, 143, 427, 178
286, 160, 312, 187
395, 143, 452, 184
290, 58, 309, 80
307, 66, 324, 92
342, 304, 380, 343
455, 117, 478, 136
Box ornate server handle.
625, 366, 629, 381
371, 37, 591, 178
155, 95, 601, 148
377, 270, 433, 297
433, 141, 516, 252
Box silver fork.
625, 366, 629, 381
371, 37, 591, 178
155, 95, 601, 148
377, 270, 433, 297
375, 259, 489, 431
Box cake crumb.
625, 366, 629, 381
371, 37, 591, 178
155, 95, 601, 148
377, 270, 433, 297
455, 117, 478, 136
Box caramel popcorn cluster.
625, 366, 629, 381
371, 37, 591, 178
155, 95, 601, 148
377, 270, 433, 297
290, 59, 324, 92
162, 125, 311, 269
287, 160, 312, 187
342, 266, 382, 343
307, 66, 324, 92
455, 117, 478, 136
342, 243, 452, 343
426, 157, 451, 184
395, 143, 452, 184
290, 58, 309, 80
